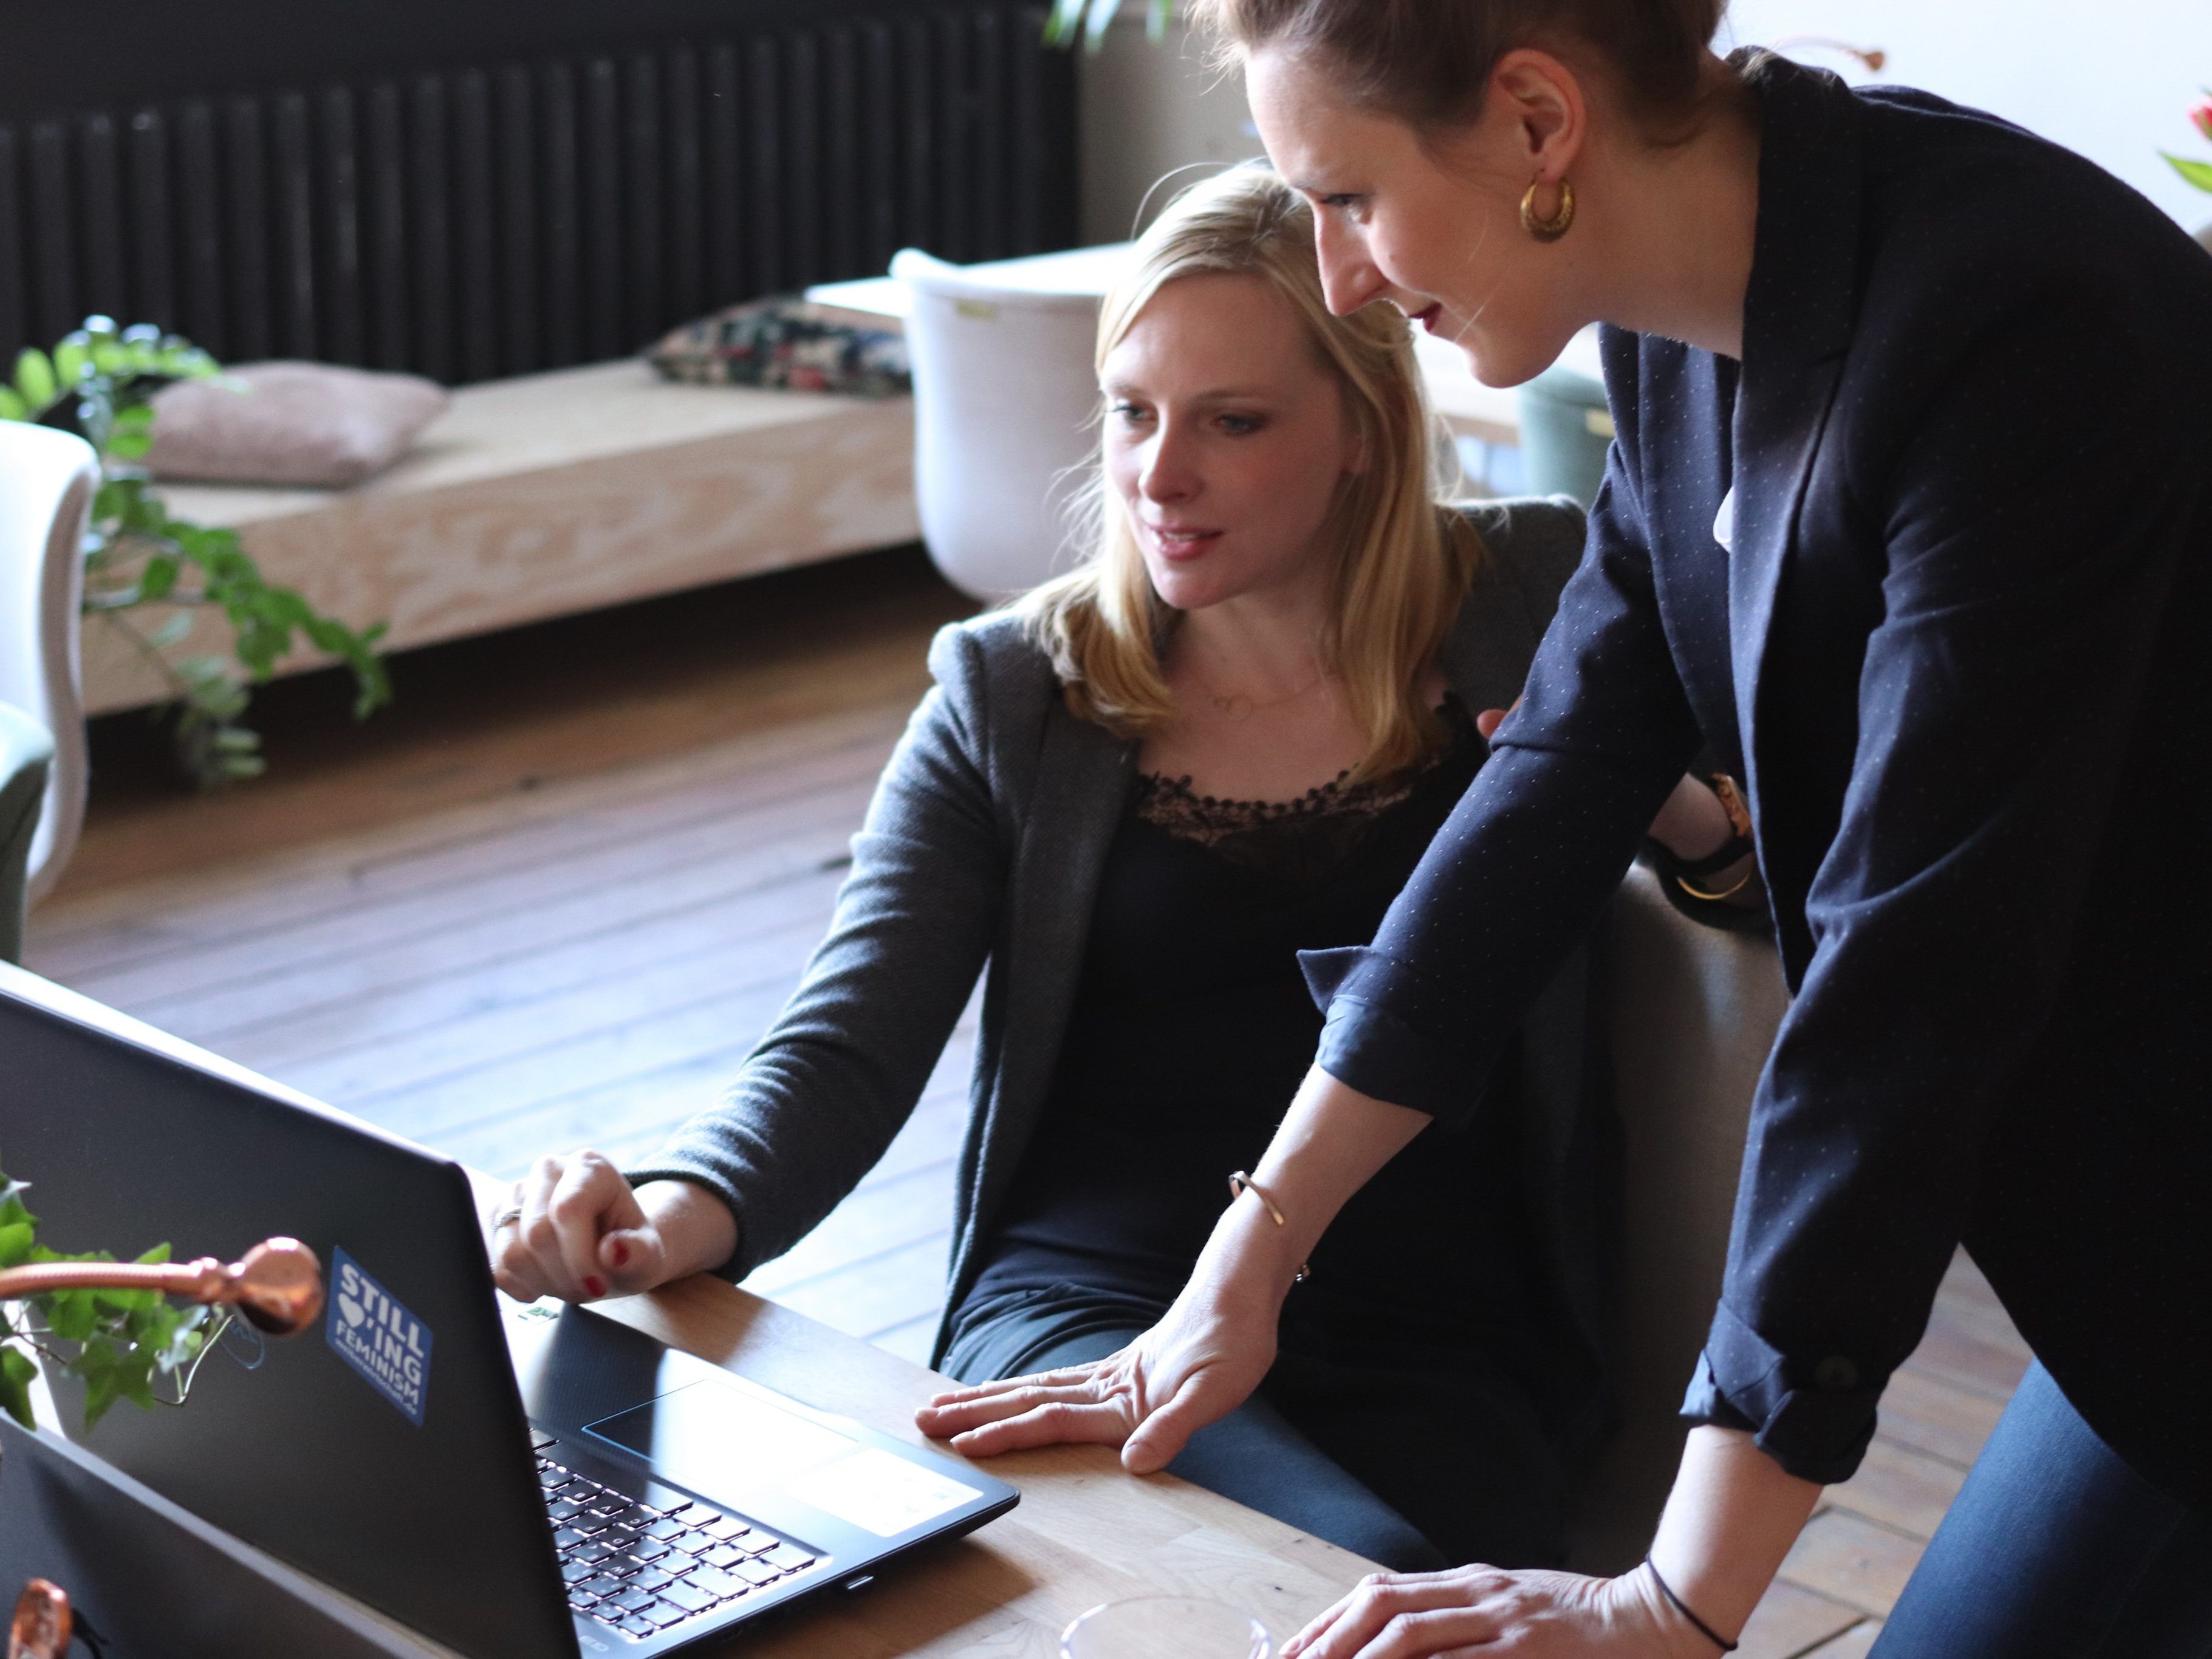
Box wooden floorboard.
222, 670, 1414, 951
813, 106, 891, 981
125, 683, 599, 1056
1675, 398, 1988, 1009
29, 547, 971, 1357
24, 544, 2025, 1629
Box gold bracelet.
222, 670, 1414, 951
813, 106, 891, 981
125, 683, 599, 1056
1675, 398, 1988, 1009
1228, 1172, 1311, 1283
1677, 864, 1758, 902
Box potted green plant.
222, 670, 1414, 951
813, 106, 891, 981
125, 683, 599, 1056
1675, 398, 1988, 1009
0, 319, 390, 790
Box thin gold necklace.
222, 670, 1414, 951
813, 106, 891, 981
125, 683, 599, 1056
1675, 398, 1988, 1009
1199, 670, 1330, 722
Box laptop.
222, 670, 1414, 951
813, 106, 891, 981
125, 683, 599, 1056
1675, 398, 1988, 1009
0, 962, 1018, 1657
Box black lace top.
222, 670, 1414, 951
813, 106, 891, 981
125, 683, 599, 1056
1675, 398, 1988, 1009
971, 696, 1544, 1341
1129, 699, 1473, 883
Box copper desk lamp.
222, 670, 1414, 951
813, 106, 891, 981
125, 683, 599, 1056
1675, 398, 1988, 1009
1, 1240, 322, 1656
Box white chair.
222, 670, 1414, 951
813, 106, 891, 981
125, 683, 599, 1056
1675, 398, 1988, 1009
0, 420, 98, 906
1566, 864, 1792, 1573
889, 248, 1106, 601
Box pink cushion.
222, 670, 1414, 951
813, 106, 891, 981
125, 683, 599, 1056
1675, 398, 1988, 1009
148, 361, 450, 488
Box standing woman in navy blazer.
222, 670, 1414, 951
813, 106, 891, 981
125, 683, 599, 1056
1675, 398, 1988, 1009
920, 3, 2212, 1654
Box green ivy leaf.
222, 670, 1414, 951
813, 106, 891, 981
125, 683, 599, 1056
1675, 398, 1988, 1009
0, 1348, 36, 1429
138, 555, 180, 600
117, 1349, 159, 1411
0, 1220, 33, 1268
13, 347, 56, 410
92, 1284, 157, 1315
47, 1287, 100, 1342
0, 1174, 34, 1230
75, 1338, 121, 1429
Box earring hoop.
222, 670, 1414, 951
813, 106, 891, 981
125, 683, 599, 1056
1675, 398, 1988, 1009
1520, 176, 1575, 243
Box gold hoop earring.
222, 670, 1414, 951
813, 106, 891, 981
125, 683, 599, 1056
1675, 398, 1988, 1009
1520, 176, 1575, 244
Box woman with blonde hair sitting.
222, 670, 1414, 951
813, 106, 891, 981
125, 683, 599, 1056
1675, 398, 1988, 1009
491, 164, 1741, 1569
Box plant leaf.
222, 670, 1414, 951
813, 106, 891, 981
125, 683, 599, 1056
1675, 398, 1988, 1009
0, 1347, 36, 1429
13, 347, 56, 410
138, 555, 180, 601
0, 386, 27, 423
47, 1288, 100, 1341
55, 336, 93, 387
2162, 152, 2212, 193
1042, 0, 1087, 46
77, 1344, 121, 1429
1085, 0, 1123, 52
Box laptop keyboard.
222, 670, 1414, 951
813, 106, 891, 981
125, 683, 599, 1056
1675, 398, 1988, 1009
535, 1439, 820, 1642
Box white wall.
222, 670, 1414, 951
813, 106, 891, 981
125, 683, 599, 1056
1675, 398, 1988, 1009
1721, 0, 2212, 232
1078, 15, 1256, 245
1080, 3, 2212, 242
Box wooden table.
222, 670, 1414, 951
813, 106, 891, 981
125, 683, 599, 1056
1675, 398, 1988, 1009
464, 1173, 1379, 1657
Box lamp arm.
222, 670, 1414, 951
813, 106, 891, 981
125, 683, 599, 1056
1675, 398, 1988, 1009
0, 1239, 323, 1336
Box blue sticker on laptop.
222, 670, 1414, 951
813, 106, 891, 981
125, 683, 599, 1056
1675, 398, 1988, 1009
326, 1247, 434, 1426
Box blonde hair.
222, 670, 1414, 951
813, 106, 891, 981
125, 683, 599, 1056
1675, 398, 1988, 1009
1018, 163, 1480, 784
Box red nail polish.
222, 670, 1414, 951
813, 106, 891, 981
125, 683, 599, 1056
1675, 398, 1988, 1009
583, 1276, 606, 1298
609, 1239, 630, 1268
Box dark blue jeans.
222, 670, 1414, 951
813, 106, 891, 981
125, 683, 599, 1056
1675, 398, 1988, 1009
940, 1282, 1570, 1575
1873, 1362, 2212, 1658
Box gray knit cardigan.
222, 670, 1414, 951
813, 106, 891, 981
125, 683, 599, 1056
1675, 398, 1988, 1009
631, 496, 1614, 1387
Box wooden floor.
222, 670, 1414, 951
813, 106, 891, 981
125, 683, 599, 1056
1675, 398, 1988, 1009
26, 544, 2029, 1657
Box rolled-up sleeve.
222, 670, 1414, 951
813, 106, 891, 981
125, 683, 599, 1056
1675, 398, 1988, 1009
1683, 272, 2198, 1483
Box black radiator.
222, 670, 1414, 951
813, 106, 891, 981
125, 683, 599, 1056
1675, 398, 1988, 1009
0, 5, 1077, 383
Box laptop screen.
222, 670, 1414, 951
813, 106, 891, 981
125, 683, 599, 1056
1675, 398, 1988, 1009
0, 963, 576, 1659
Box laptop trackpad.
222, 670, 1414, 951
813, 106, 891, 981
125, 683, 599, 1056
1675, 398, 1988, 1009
583, 1376, 984, 1537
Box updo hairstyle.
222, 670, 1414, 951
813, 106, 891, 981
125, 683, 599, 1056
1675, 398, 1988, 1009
1193, 0, 1734, 140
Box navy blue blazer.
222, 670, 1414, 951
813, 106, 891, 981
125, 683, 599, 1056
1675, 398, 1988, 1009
1306, 52, 2212, 1505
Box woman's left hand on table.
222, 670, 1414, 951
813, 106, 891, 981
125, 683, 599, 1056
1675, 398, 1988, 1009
1283, 1562, 1719, 1659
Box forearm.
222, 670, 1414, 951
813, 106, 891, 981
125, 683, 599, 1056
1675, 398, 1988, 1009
1648, 1426, 1824, 1645
1188, 1065, 1430, 1307
634, 1179, 741, 1281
